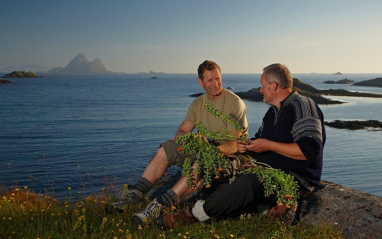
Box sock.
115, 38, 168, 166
135, 177, 153, 195
157, 189, 179, 207
191, 200, 210, 222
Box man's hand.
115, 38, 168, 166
246, 138, 270, 153
237, 138, 270, 153
239, 138, 307, 160
237, 142, 249, 153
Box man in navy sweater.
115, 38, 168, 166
157, 63, 326, 229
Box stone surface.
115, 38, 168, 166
298, 180, 382, 239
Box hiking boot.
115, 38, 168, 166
131, 198, 164, 225
105, 188, 143, 214
157, 206, 197, 230
266, 203, 297, 225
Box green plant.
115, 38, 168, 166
233, 161, 299, 208
175, 101, 299, 207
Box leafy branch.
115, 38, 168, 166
175, 102, 299, 207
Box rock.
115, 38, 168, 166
235, 88, 264, 102
2, 71, 38, 78
324, 79, 354, 84
0, 79, 12, 84
353, 77, 382, 88
292, 78, 320, 93
324, 120, 382, 130
298, 180, 382, 239
319, 89, 382, 98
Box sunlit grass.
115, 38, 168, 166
0, 186, 344, 239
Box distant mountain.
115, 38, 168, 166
48, 53, 111, 74
0, 64, 51, 73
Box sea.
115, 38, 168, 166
1, 73, 382, 199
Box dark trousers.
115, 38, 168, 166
203, 173, 311, 218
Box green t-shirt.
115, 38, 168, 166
184, 89, 248, 145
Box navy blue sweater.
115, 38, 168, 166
253, 92, 326, 188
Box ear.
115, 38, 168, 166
198, 78, 203, 87
273, 81, 279, 91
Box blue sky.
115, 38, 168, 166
1, 0, 382, 73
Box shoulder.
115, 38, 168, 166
224, 89, 242, 100
285, 92, 317, 114
223, 89, 246, 106
190, 93, 207, 106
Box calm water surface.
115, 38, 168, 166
1, 73, 381, 198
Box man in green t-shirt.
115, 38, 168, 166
105, 60, 248, 225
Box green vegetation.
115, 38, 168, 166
0, 186, 344, 239
177, 102, 299, 208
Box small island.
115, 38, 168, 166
318, 89, 382, 98
0, 79, 12, 84
324, 79, 354, 84
333, 72, 343, 75
325, 120, 382, 130
2, 71, 39, 78
353, 77, 382, 88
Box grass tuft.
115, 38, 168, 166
0, 186, 344, 239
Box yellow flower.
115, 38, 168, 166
230, 235, 234, 238
68, 187, 71, 190
15, 188, 19, 191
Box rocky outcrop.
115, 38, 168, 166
318, 89, 382, 98
324, 79, 354, 84
325, 120, 382, 130
2, 71, 38, 78
298, 180, 382, 239
353, 78, 382, 88
0, 79, 12, 84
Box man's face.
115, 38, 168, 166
199, 69, 223, 100
259, 73, 274, 104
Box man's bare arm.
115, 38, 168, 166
247, 138, 306, 160
175, 121, 195, 138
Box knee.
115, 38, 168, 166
149, 147, 169, 166
234, 173, 262, 188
